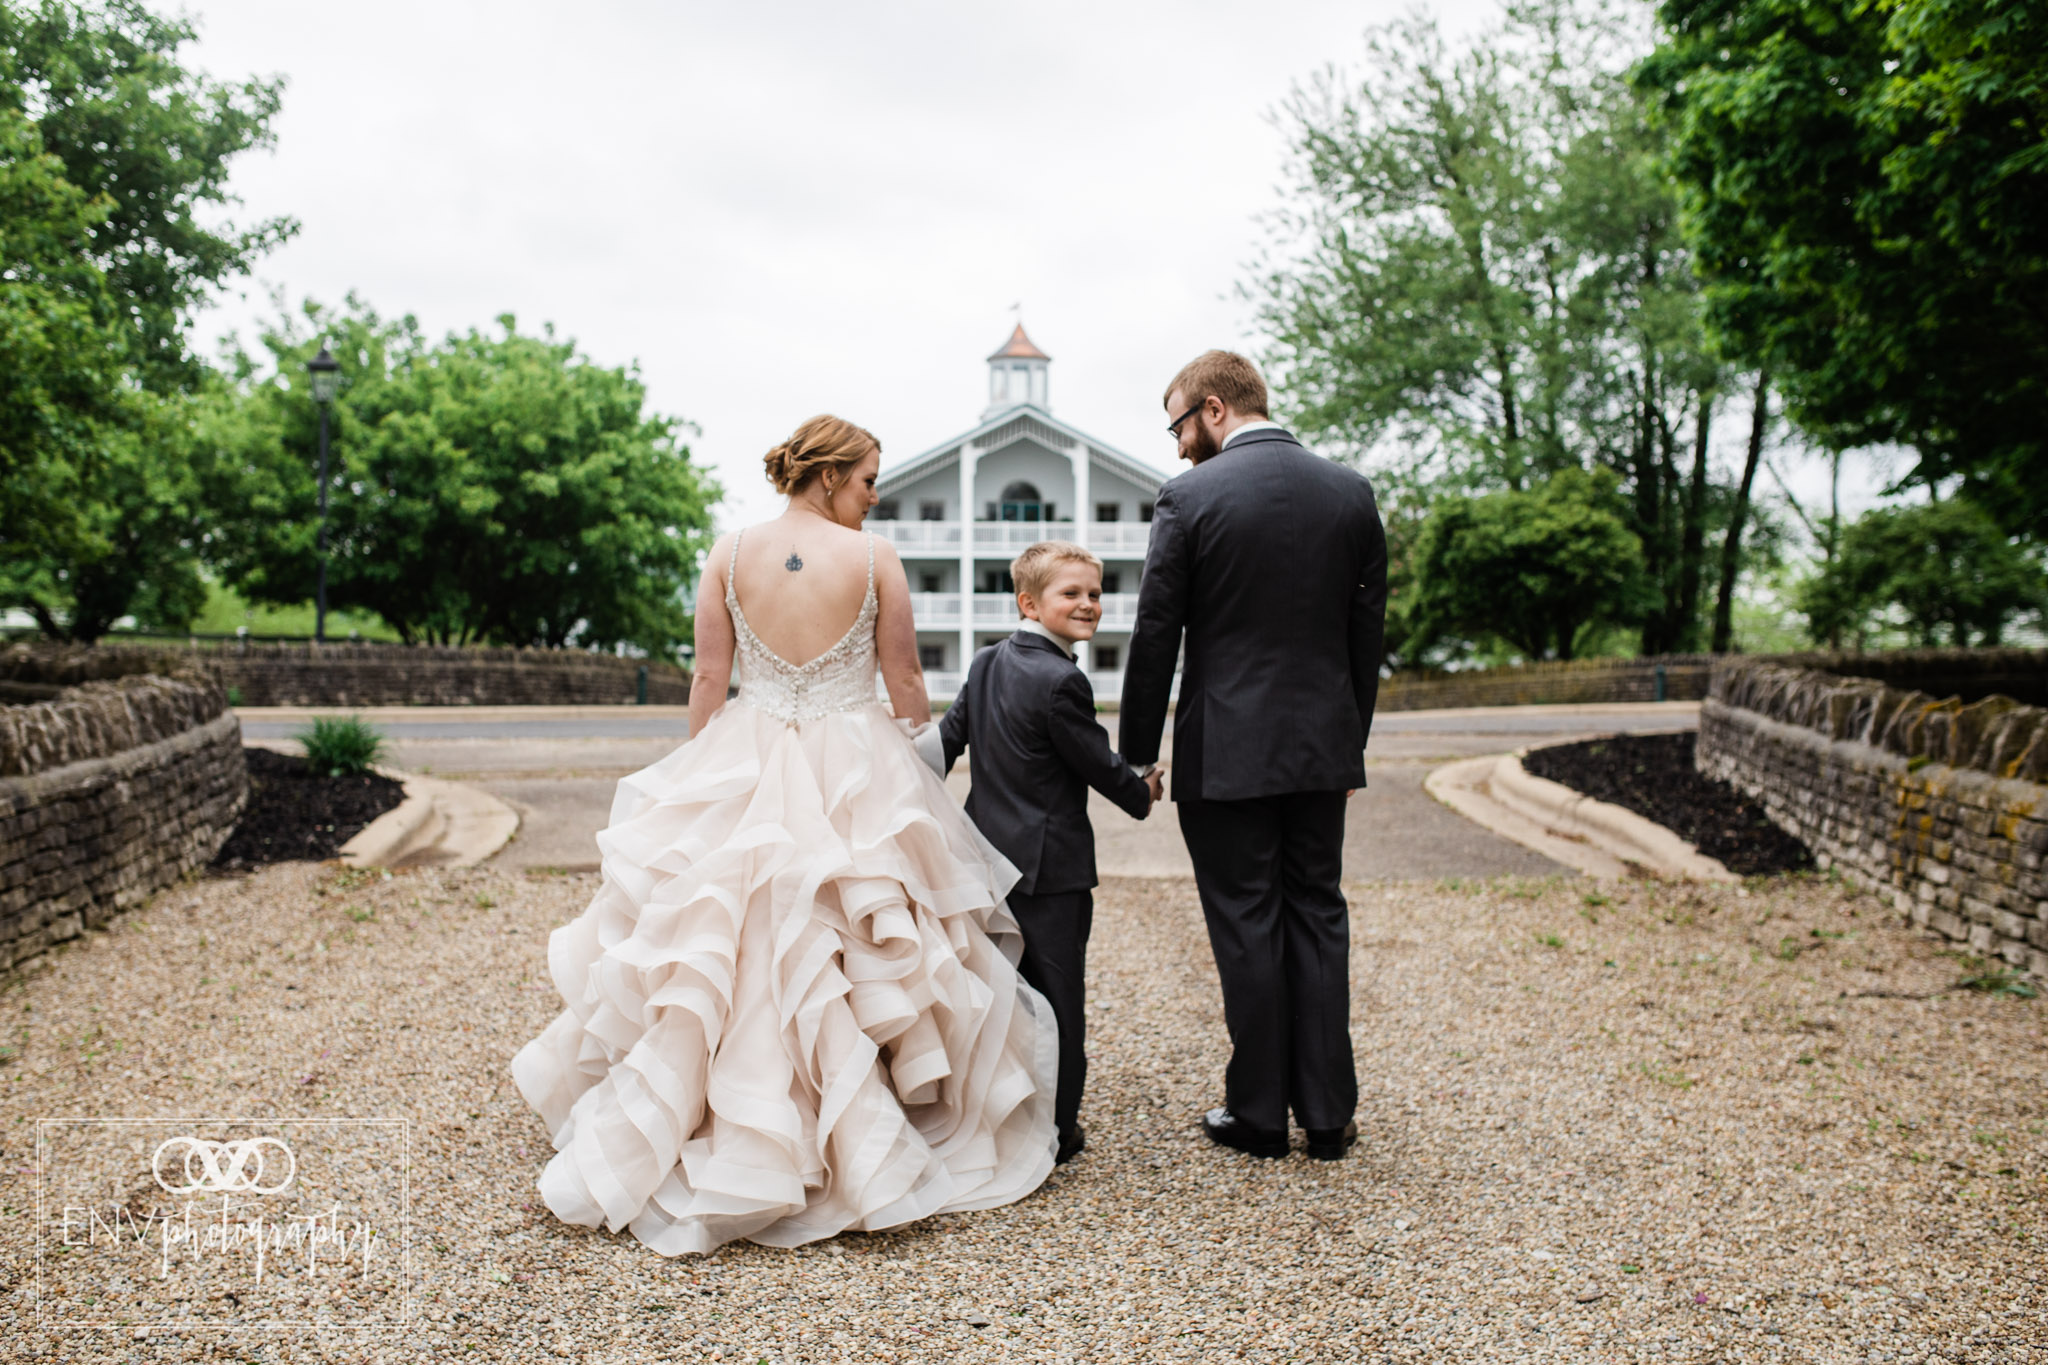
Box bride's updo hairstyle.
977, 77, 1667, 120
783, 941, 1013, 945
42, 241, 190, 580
764, 415, 882, 495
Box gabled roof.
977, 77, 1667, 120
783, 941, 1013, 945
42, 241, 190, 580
987, 323, 1050, 362
877, 402, 1172, 497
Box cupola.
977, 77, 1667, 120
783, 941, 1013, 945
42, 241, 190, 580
983, 322, 1050, 419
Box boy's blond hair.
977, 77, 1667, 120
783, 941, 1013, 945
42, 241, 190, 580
1010, 540, 1102, 610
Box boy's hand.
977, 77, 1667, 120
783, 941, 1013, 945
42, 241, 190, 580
1144, 770, 1166, 809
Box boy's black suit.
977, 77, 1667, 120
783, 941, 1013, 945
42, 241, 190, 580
940, 629, 1152, 1136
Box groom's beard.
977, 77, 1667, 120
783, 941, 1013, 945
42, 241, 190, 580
1186, 422, 1222, 464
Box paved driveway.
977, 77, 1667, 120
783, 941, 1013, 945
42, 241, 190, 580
241, 702, 1697, 878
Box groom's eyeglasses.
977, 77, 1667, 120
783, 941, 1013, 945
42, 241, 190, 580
1167, 401, 1204, 440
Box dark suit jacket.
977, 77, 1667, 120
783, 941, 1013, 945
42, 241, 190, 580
1118, 427, 1388, 802
940, 630, 1153, 896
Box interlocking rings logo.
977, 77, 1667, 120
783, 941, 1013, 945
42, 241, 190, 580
150, 1136, 296, 1195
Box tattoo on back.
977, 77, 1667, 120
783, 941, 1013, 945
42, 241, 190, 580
785, 549, 804, 572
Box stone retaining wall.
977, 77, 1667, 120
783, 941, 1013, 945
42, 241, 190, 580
1378, 654, 1712, 712
112, 641, 692, 707
1697, 659, 2048, 972
0, 648, 248, 973
1761, 648, 2048, 709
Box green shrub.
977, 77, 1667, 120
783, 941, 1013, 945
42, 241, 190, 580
1957, 967, 2039, 1000
297, 715, 387, 777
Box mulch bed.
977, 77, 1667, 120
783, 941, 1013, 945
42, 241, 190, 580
210, 748, 406, 871
1521, 731, 1814, 877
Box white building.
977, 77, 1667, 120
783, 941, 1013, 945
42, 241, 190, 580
871, 324, 1169, 701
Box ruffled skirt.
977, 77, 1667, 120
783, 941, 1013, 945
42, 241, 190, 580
509, 700, 1059, 1255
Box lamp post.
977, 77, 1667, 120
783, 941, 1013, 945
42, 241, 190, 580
306, 345, 342, 642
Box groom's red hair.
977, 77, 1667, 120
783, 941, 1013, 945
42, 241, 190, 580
1163, 350, 1269, 418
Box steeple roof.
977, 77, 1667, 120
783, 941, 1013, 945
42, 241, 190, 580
987, 323, 1050, 362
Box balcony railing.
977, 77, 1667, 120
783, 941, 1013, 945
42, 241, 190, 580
972, 593, 1018, 626
906, 592, 1141, 635
908, 592, 963, 628
971, 521, 1057, 553
872, 521, 1154, 559
871, 520, 964, 553
1095, 593, 1139, 628
1081, 522, 1155, 555
913, 669, 1172, 702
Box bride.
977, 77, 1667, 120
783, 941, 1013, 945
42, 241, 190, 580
510, 415, 1059, 1255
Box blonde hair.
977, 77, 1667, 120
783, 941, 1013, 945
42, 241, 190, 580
763, 414, 881, 495
1163, 349, 1269, 418
1011, 540, 1102, 606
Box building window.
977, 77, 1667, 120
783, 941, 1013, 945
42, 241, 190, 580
981, 568, 1015, 594
918, 499, 945, 521
1139, 502, 1156, 522
1095, 502, 1120, 522
1093, 645, 1120, 670
873, 500, 899, 520
919, 572, 942, 593
1102, 572, 1121, 594
998, 481, 1044, 522
918, 644, 946, 670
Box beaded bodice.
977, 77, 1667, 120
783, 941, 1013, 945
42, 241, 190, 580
726, 529, 880, 724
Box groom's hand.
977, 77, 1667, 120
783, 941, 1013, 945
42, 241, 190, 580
1144, 770, 1166, 809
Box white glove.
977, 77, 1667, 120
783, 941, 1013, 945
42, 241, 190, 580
896, 718, 949, 779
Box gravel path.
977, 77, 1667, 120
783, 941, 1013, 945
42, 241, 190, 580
2, 864, 2044, 1362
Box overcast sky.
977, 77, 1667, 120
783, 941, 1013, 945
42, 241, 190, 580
182, 0, 1888, 536
181, 0, 1503, 529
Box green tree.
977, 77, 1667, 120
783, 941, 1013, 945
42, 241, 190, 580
203, 298, 722, 658
1406, 467, 1653, 661
0, 107, 120, 570
0, 1, 289, 640
0, 108, 212, 641
1251, 0, 1761, 657
7, 390, 213, 641
1795, 499, 2045, 648
0, 0, 293, 386
1637, 0, 2048, 538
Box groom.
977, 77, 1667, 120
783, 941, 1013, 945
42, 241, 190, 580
1118, 350, 1388, 1160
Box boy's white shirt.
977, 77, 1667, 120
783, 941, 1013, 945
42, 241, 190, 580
1015, 618, 1075, 658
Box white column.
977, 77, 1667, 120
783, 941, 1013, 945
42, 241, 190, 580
1072, 445, 1091, 674
957, 443, 975, 676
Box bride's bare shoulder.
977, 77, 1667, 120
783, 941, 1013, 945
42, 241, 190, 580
703, 531, 736, 578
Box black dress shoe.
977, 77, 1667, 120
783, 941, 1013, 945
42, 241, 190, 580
1305, 1120, 1359, 1161
1055, 1125, 1086, 1164
1201, 1107, 1289, 1159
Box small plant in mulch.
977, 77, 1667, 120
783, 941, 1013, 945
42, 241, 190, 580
211, 748, 405, 871
1521, 731, 1814, 877
1956, 965, 2039, 999
297, 714, 387, 776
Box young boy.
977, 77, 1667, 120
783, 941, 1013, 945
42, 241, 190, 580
939, 541, 1163, 1164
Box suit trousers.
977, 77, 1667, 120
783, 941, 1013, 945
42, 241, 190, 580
1177, 790, 1355, 1132
1007, 887, 1094, 1135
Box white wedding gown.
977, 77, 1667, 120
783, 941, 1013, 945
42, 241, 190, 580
510, 530, 1059, 1255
